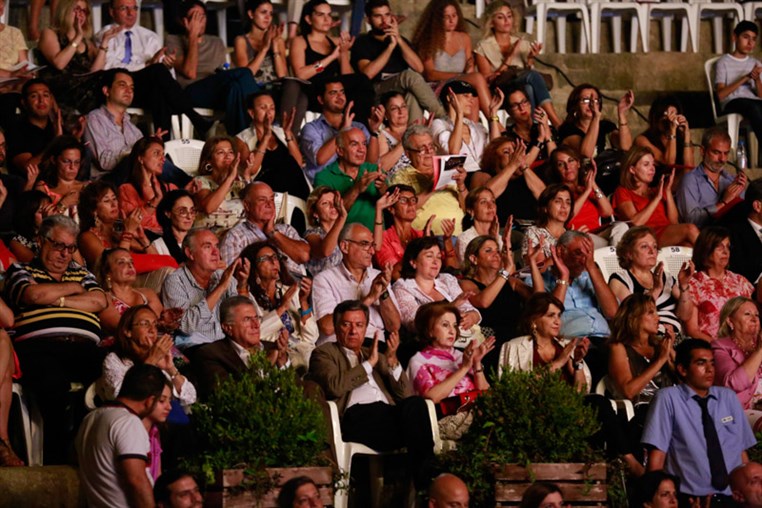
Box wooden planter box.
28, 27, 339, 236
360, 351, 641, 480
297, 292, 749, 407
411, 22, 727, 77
205, 466, 334, 508
494, 463, 607, 507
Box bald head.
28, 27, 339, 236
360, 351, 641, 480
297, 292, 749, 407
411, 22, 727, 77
732, 462, 762, 507
429, 474, 469, 508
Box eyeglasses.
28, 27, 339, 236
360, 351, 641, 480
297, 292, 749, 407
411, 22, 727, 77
509, 99, 530, 110
344, 239, 374, 251
397, 196, 418, 205
579, 97, 600, 105
407, 143, 436, 154
44, 236, 77, 254
132, 320, 158, 330
73, 6, 90, 14
255, 254, 279, 264
172, 206, 197, 217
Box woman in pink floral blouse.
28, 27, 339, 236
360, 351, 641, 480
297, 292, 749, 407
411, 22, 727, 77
685, 226, 753, 341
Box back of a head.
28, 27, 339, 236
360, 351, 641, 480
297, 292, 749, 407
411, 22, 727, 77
118, 364, 170, 401
519, 482, 562, 508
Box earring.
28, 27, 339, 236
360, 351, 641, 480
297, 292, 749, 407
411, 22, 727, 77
204, 163, 213, 173
531, 323, 538, 337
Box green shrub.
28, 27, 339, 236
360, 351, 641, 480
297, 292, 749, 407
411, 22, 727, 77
185, 353, 328, 483
440, 369, 601, 507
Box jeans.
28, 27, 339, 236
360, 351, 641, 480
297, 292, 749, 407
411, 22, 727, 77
184, 67, 261, 135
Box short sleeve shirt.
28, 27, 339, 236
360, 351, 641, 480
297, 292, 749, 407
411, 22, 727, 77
165, 34, 227, 88
350, 34, 411, 82
314, 162, 381, 231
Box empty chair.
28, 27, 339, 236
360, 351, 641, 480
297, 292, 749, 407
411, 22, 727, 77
164, 139, 205, 177
523, 0, 592, 54
642, 0, 698, 52
690, 0, 743, 54
594, 246, 627, 283
588, 0, 647, 53
656, 246, 693, 277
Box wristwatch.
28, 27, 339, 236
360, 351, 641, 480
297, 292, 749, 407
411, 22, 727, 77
498, 268, 511, 280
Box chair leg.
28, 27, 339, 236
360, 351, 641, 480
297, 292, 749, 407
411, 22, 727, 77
216, 9, 227, 46
661, 15, 673, 52
556, 16, 567, 54
612, 15, 623, 53
711, 15, 723, 54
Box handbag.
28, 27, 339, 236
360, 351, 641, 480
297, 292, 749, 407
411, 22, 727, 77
494, 67, 554, 92
437, 389, 483, 417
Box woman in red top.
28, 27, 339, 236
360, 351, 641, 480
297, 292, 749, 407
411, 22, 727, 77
612, 146, 698, 247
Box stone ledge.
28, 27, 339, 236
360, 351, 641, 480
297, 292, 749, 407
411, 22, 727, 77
0, 466, 84, 508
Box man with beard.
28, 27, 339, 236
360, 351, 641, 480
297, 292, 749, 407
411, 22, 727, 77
351, 0, 445, 123
676, 127, 747, 227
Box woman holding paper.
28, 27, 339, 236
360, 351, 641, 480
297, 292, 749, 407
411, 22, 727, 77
0, 0, 29, 76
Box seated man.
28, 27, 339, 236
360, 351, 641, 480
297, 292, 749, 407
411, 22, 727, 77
194, 296, 289, 400
299, 77, 380, 183
219, 182, 309, 279
4, 215, 108, 464
429, 473, 470, 508
352, 0, 446, 123
154, 470, 204, 508
731, 462, 762, 508
5, 78, 60, 177
162, 228, 249, 352
308, 299, 434, 490
729, 179, 762, 286
642, 339, 756, 505
715, 21, 762, 145
314, 127, 385, 231
76, 364, 171, 508
389, 125, 466, 236
313, 223, 400, 344
676, 127, 746, 227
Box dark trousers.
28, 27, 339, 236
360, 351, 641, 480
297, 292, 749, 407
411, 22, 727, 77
677, 493, 737, 508
342, 398, 435, 490
725, 98, 762, 148
14, 338, 106, 464
184, 68, 261, 135
131, 64, 211, 135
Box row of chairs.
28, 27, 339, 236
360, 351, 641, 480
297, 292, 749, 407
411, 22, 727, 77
594, 245, 693, 282
524, 0, 760, 54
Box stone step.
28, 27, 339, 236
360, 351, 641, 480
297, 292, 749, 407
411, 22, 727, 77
0, 466, 84, 508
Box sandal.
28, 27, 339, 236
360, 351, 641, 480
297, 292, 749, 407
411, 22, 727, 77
0, 439, 24, 467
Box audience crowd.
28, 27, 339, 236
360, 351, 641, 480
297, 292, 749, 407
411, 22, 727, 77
2, 0, 762, 506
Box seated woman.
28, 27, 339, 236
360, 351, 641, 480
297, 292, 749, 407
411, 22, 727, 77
550, 146, 627, 248
303, 186, 346, 277
406, 301, 495, 439
713, 296, 762, 430
0, 298, 21, 466
558, 83, 634, 161
613, 146, 698, 247
636, 471, 680, 508
151, 190, 196, 264
392, 236, 481, 334
686, 226, 754, 341
521, 184, 572, 261
475, 1, 561, 127
78, 180, 157, 268
287, 0, 374, 126
9, 190, 53, 263
377, 92, 413, 179
634, 95, 694, 172
33, 135, 88, 221
97, 304, 195, 409
431, 80, 501, 173
411, 0, 492, 120
235, 92, 310, 202
166, 0, 261, 135
191, 136, 254, 232
609, 226, 692, 334
469, 134, 545, 226
119, 137, 177, 238
240, 241, 318, 372
374, 185, 457, 280
520, 483, 568, 508
455, 186, 503, 264
232, 0, 288, 92
460, 232, 543, 372
501, 87, 557, 168
0, 0, 29, 81
606, 293, 676, 405
37, 0, 120, 112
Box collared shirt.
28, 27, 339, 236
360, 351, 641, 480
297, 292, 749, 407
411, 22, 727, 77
161, 265, 239, 349
229, 339, 291, 370
298, 116, 369, 183
641, 384, 756, 496
749, 218, 762, 245
312, 262, 401, 344
375, 225, 424, 268
675, 164, 741, 227
219, 219, 307, 278
96, 24, 162, 71
538, 270, 611, 337
392, 274, 481, 332
341, 345, 401, 409
84, 106, 143, 177
313, 161, 381, 231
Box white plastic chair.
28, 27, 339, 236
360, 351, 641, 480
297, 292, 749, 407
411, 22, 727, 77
327, 0, 352, 32
523, 0, 592, 54
170, 108, 216, 140
327, 400, 405, 508
587, 0, 647, 53
704, 56, 759, 161
743, 2, 762, 24
91, 0, 107, 33
594, 378, 635, 421
690, 0, 743, 54
84, 382, 99, 411
656, 246, 693, 277
11, 383, 43, 466
164, 139, 206, 177
204, 0, 235, 45
593, 246, 626, 283
642, 0, 698, 52
137, 0, 165, 45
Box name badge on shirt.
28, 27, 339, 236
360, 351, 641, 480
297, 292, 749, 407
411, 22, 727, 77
722, 416, 734, 424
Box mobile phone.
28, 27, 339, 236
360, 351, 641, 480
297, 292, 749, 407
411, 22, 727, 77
113, 219, 125, 234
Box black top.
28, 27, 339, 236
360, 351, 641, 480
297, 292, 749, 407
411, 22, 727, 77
303, 35, 340, 88
558, 119, 617, 155
350, 34, 411, 82
5, 118, 56, 178
257, 141, 311, 201
465, 277, 523, 344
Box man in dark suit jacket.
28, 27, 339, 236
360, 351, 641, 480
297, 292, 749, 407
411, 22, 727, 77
308, 299, 434, 490
730, 179, 762, 287
193, 296, 289, 400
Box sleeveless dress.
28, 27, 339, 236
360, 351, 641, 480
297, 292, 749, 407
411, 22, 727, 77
37, 33, 103, 112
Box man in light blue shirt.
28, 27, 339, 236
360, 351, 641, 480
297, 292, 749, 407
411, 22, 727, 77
676, 127, 747, 227
642, 339, 756, 504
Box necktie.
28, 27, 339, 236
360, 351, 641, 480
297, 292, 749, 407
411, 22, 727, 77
693, 395, 729, 491
121, 31, 132, 64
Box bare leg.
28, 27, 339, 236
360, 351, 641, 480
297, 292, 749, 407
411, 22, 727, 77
27, 0, 45, 41
657, 223, 699, 247
0, 330, 22, 466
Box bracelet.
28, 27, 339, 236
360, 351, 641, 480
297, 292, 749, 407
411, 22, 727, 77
374, 220, 384, 225
498, 268, 511, 280
120, 232, 134, 243
314, 61, 324, 72
474, 367, 484, 373
668, 134, 677, 140
300, 306, 313, 317
556, 279, 569, 286
59, 296, 66, 308
255, 148, 267, 154
680, 286, 689, 293
285, 137, 294, 142
619, 122, 628, 127
594, 190, 604, 200
99, 46, 108, 52
490, 116, 500, 122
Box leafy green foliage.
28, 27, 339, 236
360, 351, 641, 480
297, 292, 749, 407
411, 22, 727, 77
439, 369, 601, 507
185, 353, 327, 483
